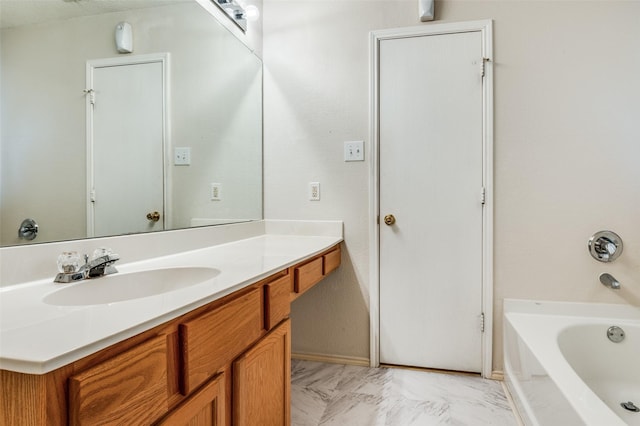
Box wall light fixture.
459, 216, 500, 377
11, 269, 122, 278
212, 0, 247, 32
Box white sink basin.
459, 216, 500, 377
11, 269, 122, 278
43, 267, 220, 306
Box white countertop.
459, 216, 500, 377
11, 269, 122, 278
0, 233, 342, 374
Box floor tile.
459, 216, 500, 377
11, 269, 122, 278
291, 360, 517, 425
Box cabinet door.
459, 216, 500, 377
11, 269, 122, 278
233, 319, 291, 426
155, 373, 225, 426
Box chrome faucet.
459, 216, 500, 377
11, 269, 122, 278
599, 272, 620, 290
588, 231, 623, 263
85, 252, 120, 278
54, 249, 119, 283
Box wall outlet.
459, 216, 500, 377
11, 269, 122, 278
344, 141, 364, 162
309, 182, 320, 201
174, 147, 191, 165
210, 183, 222, 201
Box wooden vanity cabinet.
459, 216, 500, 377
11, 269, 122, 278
0, 244, 340, 426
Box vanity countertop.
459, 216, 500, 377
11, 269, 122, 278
0, 232, 342, 374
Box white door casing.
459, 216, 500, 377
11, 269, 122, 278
369, 21, 494, 377
86, 53, 171, 237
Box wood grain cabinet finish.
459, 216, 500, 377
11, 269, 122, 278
0, 243, 340, 426
180, 287, 263, 395
323, 246, 341, 276
233, 320, 291, 426
264, 274, 291, 330
68, 335, 168, 426
293, 257, 323, 295
293, 246, 341, 298
155, 373, 225, 426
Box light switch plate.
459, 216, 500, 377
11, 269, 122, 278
344, 141, 364, 162
174, 147, 191, 165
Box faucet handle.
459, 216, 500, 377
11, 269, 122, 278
604, 241, 617, 256
588, 231, 623, 263
57, 251, 81, 274
92, 247, 114, 260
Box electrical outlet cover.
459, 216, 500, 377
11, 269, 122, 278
210, 183, 221, 201
309, 182, 320, 201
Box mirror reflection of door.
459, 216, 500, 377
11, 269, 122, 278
87, 54, 168, 237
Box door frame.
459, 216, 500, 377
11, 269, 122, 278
85, 53, 171, 237
369, 20, 494, 378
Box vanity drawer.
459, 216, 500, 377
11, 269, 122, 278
323, 246, 341, 275
68, 335, 168, 425
264, 274, 291, 330
180, 288, 263, 394
294, 257, 324, 295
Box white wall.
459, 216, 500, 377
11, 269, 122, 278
263, 0, 640, 371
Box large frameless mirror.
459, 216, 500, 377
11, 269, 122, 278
0, 0, 263, 246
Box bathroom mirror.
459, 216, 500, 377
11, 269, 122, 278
0, 0, 263, 246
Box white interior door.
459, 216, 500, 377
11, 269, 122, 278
88, 57, 166, 237
378, 31, 485, 373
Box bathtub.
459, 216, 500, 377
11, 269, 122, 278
504, 299, 640, 426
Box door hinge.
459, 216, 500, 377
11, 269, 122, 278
480, 57, 491, 78
480, 187, 486, 205
84, 89, 96, 106
90, 190, 96, 203
479, 312, 485, 333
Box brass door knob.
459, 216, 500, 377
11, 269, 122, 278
383, 214, 396, 226
146, 211, 161, 222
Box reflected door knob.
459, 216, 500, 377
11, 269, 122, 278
383, 214, 396, 226
146, 211, 161, 222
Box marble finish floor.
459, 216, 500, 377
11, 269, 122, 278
291, 360, 517, 426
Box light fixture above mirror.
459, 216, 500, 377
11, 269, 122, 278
213, 0, 248, 32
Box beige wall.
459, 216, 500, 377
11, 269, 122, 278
263, 0, 640, 371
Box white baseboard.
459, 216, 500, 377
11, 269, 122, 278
292, 354, 506, 384
291, 352, 370, 367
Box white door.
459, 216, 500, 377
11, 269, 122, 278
88, 58, 166, 237
379, 31, 485, 372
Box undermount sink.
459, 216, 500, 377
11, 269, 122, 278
43, 267, 220, 306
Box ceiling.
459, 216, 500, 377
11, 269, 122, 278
0, 0, 188, 29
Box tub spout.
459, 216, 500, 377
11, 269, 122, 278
599, 273, 620, 290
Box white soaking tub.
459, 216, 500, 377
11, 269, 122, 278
504, 299, 640, 426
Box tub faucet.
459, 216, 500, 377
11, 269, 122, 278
599, 272, 620, 290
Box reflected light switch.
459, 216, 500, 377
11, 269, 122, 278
174, 147, 191, 165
